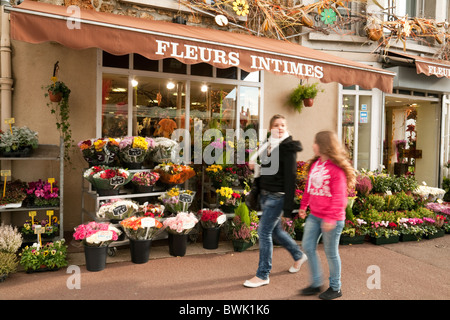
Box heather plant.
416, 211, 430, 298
0, 223, 23, 254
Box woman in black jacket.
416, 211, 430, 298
244, 114, 307, 288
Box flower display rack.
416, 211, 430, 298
0, 142, 64, 241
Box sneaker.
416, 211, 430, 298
300, 285, 322, 296
288, 254, 308, 273
319, 287, 342, 300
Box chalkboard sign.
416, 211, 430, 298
179, 193, 193, 203
128, 148, 143, 157
110, 176, 125, 186
113, 205, 127, 217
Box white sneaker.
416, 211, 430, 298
289, 254, 308, 273
243, 278, 270, 288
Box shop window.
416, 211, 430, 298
241, 70, 260, 82
239, 86, 259, 132
133, 54, 159, 72
191, 63, 213, 77
103, 52, 129, 68
132, 77, 185, 138
217, 67, 237, 79
102, 73, 129, 137
357, 96, 372, 171
163, 58, 187, 74
342, 95, 355, 163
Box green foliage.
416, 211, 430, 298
396, 191, 416, 211
0, 252, 18, 276
0, 126, 39, 153
384, 194, 401, 211
288, 82, 322, 113
365, 194, 385, 211
19, 239, 68, 271
234, 202, 250, 226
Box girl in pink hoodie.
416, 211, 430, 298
298, 131, 355, 300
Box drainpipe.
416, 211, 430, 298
0, 4, 13, 224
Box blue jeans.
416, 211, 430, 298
302, 214, 344, 290
256, 190, 304, 280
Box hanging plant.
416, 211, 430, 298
43, 61, 74, 165
289, 82, 322, 113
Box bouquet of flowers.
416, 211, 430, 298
151, 137, 179, 163
158, 187, 196, 213
97, 199, 139, 221
205, 164, 239, 188
153, 162, 196, 185
137, 203, 165, 218
73, 221, 121, 247
120, 216, 163, 240
118, 136, 155, 166
25, 179, 59, 207
197, 209, 226, 229
216, 187, 241, 209
163, 211, 198, 235
78, 138, 119, 166
83, 166, 132, 191
19, 240, 68, 272
131, 171, 160, 187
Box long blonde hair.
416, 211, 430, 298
308, 131, 356, 190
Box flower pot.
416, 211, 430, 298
202, 227, 221, 250
97, 188, 120, 196
48, 90, 62, 102
232, 239, 253, 252
340, 234, 365, 245
400, 234, 420, 242
168, 233, 188, 257
424, 230, 445, 240
84, 245, 108, 272
129, 239, 152, 264
303, 98, 314, 107
366, 27, 383, 41
369, 235, 399, 245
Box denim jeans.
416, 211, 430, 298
256, 190, 304, 280
302, 214, 344, 290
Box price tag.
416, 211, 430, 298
48, 178, 55, 193
128, 148, 143, 157
1, 170, 10, 198
112, 205, 127, 217
34, 225, 44, 248
4, 118, 14, 134
29, 211, 37, 225
46, 210, 54, 226
183, 221, 195, 230
110, 176, 125, 186
141, 217, 156, 228
179, 193, 192, 203
217, 214, 227, 225
97, 230, 113, 241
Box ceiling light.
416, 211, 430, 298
167, 81, 175, 90
201, 84, 208, 92
131, 79, 138, 87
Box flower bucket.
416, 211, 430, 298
84, 245, 108, 272
303, 98, 314, 107
129, 239, 152, 264
232, 239, 253, 252
48, 90, 62, 102
97, 188, 120, 196
123, 162, 143, 170
134, 185, 154, 194
168, 233, 188, 257
202, 227, 221, 250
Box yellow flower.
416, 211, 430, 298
51, 76, 57, 83
233, 0, 249, 16
132, 136, 149, 150
94, 139, 106, 152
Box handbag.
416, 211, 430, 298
245, 177, 261, 211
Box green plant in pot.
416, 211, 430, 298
289, 82, 322, 113
43, 61, 74, 164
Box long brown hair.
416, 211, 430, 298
308, 131, 356, 190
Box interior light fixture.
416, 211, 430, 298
167, 81, 175, 90
201, 84, 208, 92
131, 79, 138, 87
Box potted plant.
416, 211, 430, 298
131, 171, 160, 193
163, 211, 198, 257
120, 216, 164, 264
340, 218, 368, 245
83, 166, 132, 196
21, 218, 60, 242
158, 187, 195, 214
0, 224, 22, 282
289, 82, 322, 112
197, 209, 227, 250
19, 240, 68, 273
0, 180, 27, 208
73, 221, 121, 272
227, 204, 259, 252
78, 138, 120, 166
0, 126, 39, 157
398, 217, 425, 242
118, 136, 155, 169
25, 179, 60, 207
43, 62, 74, 164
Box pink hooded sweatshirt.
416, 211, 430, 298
300, 159, 348, 225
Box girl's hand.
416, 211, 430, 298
298, 209, 307, 219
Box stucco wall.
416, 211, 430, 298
9, 40, 97, 230
263, 71, 338, 162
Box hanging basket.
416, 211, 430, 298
303, 98, 314, 107
366, 28, 383, 41
48, 90, 63, 103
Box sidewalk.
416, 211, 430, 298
1, 235, 449, 301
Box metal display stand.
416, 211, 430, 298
0, 142, 64, 240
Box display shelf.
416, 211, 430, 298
0, 141, 64, 240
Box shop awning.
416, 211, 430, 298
8, 1, 394, 93
386, 51, 450, 79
